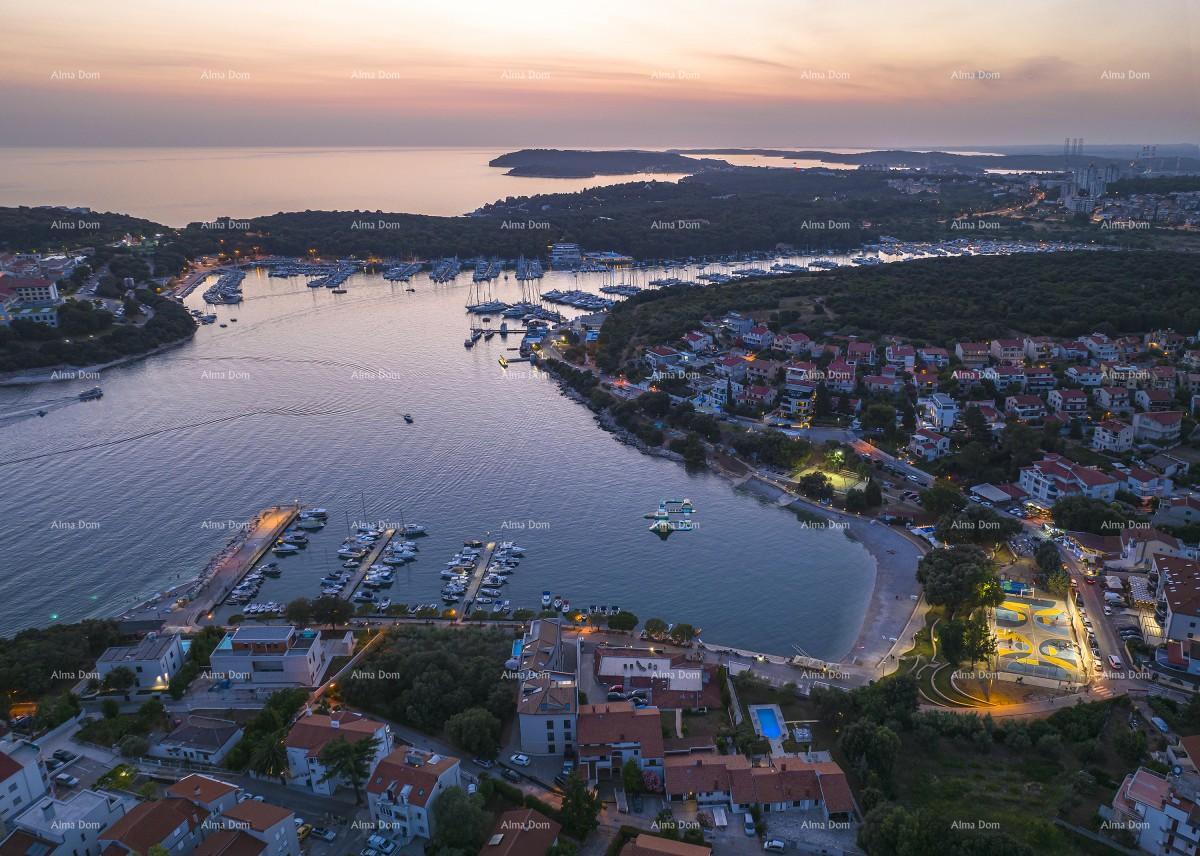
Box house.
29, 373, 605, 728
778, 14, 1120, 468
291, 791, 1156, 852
98, 797, 206, 855
1121, 528, 1183, 568
954, 342, 990, 367
1047, 388, 1088, 418
208, 626, 352, 690
990, 338, 1025, 366
681, 331, 712, 352
965, 402, 1005, 434
863, 374, 903, 395
207, 799, 300, 856
592, 646, 722, 712
1084, 333, 1119, 362
1155, 496, 1200, 529
1151, 365, 1179, 390
1136, 388, 1176, 412
165, 774, 240, 816
910, 370, 939, 394
0, 740, 49, 827
154, 717, 244, 766
480, 808, 561, 856
1024, 366, 1057, 393
780, 331, 811, 355
743, 325, 774, 350
918, 393, 958, 431
744, 358, 781, 384
0, 790, 127, 856
1018, 454, 1120, 504
884, 344, 915, 371
918, 346, 950, 368
1066, 365, 1103, 387
645, 346, 684, 372
1134, 411, 1184, 444
284, 711, 392, 796
0, 276, 62, 328
1023, 336, 1056, 362
824, 359, 856, 393
515, 619, 579, 756
720, 313, 755, 337
1124, 466, 1170, 499
1004, 394, 1046, 423
1109, 766, 1200, 856
846, 341, 877, 366
908, 429, 950, 461
96, 633, 185, 691
366, 748, 461, 846
1095, 386, 1132, 414
620, 835, 711, 856
985, 365, 1027, 392
1058, 341, 1091, 362
1153, 556, 1200, 658
663, 753, 857, 821
1092, 420, 1134, 453
783, 387, 815, 421
737, 385, 777, 407
712, 355, 747, 381
576, 702, 664, 782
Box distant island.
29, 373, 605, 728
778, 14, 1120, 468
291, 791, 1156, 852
489, 148, 729, 178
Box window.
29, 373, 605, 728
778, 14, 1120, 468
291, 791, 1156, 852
546, 720, 554, 730
563, 720, 571, 728
548, 744, 555, 753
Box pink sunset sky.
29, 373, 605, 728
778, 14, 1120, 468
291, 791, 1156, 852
2, 0, 1197, 147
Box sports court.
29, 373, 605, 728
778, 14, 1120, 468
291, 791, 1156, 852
991, 593, 1085, 683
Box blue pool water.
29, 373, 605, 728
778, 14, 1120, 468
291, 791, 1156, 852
756, 707, 782, 739
511, 640, 524, 658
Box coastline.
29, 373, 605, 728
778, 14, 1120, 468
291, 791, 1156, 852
546, 368, 926, 667
0, 336, 193, 387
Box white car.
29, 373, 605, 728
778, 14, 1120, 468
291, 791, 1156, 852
509, 753, 531, 767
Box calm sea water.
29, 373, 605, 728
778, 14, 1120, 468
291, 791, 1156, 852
0, 264, 876, 657
0, 147, 690, 226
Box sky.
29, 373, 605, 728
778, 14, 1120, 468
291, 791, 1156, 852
1, 0, 1197, 148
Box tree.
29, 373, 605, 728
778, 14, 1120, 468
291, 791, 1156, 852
1052, 495, 1131, 535
916, 545, 1001, 619
310, 596, 353, 628
607, 611, 638, 632
285, 598, 313, 627
864, 479, 883, 507
938, 619, 966, 666
248, 727, 289, 783
962, 612, 997, 666
101, 698, 120, 719
862, 403, 896, 434
964, 406, 992, 444
559, 772, 601, 838
920, 482, 967, 518
445, 707, 501, 758
668, 623, 696, 645
845, 488, 868, 512
644, 618, 668, 639
431, 786, 492, 852
104, 666, 136, 691
840, 721, 901, 783
799, 472, 833, 500
118, 734, 149, 758
318, 734, 380, 804
622, 757, 644, 794
935, 506, 1021, 546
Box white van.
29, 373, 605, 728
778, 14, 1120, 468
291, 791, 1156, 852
1108, 655, 1124, 671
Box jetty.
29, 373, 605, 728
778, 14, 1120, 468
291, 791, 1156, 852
342, 528, 398, 601
456, 540, 498, 622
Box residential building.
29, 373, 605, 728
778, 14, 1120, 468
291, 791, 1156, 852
1154, 557, 1200, 664
1017, 454, 1120, 504
1004, 394, 1045, 423
1092, 420, 1134, 453
0, 789, 127, 856
780, 332, 811, 355
620, 835, 711, 856
1155, 496, 1200, 528
845, 341, 876, 366
712, 355, 747, 380
96, 632, 185, 691
1125, 466, 1170, 499
1137, 388, 1176, 412
918, 393, 958, 431
884, 344, 915, 371
209, 800, 300, 856
663, 753, 857, 820
1095, 386, 1132, 414
863, 374, 903, 395
0, 276, 62, 328
918, 346, 950, 368
0, 741, 48, 829
284, 711, 392, 796
910, 369, 939, 394
1023, 336, 1056, 362
985, 365, 1027, 392
1048, 388, 1088, 418
743, 325, 774, 350
576, 702, 664, 782
1024, 366, 1057, 393
514, 619, 579, 756
548, 243, 581, 266
165, 774, 240, 816
737, 384, 777, 407
592, 646, 722, 712
1109, 767, 1200, 856
1084, 333, 1119, 362
1134, 411, 1184, 444
990, 338, 1025, 365
1066, 365, 1104, 387
645, 346, 684, 373
366, 748, 461, 846
480, 808, 561, 856
908, 429, 950, 461
744, 358, 781, 384
98, 797, 206, 855
824, 359, 856, 394
681, 331, 712, 352
209, 626, 352, 690
954, 342, 989, 367
153, 717, 243, 767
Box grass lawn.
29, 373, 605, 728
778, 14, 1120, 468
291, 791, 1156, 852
794, 465, 868, 495
679, 708, 729, 741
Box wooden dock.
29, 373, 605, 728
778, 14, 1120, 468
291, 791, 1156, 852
457, 540, 498, 623
341, 528, 397, 602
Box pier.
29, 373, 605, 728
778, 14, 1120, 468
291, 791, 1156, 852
342, 528, 397, 601
456, 540, 497, 622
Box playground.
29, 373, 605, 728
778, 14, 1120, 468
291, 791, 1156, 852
992, 593, 1085, 684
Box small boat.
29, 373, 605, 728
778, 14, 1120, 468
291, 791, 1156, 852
403, 413, 414, 424
552, 596, 563, 610
464, 338, 474, 348
331, 288, 347, 294
542, 591, 552, 607
561, 600, 571, 615
229, 318, 237, 322
306, 508, 329, 519
402, 524, 427, 536
378, 598, 392, 611
78, 387, 103, 401
498, 356, 508, 368
296, 516, 325, 530
272, 543, 300, 555
219, 323, 227, 328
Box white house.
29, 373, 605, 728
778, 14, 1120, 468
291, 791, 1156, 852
1092, 419, 1133, 453
1, 789, 127, 855
284, 711, 393, 796
908, 429, 950, 461
96, 633, 186, 691
0, 740, 49, 827
1134, 411, 1184, 444
366, 748, 462, 847
917, 393, 958, 431
209, 626, 352, 690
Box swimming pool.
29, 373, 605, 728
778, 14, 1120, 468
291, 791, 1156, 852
756, 707, 782, 739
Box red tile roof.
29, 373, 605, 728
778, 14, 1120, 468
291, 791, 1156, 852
100, 798, 204, 855
577, 702, 664, 759
285, 712, 384, 758
220, 800, 292, 833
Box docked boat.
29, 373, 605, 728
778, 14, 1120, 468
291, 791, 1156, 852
296, 516, 325, 530
306, 508, 329, 519
402, 524, 427, 536
272, 542, 300, 555
542, 591, 552, 607
378, 598, 392, 611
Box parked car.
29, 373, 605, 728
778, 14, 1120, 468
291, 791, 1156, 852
367, 835, 397, 855
51, 750, 74, 763
467, 782, 478, 796
1108, 655, 1124, 670
502, 768, 521, 783
744, 813, 757, 836
297, 825, 312, 841
311, 828, 337, 842
1104, 606, 1113, 615
473, 758, 495, 769
510, 753, 531, 767
764, 840, 787, 853
45, 758, 63, 772
54, 774, 79, 788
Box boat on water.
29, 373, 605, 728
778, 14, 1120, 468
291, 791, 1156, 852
272, 542, 300, 555
378, 598, 392, 611
498, 356, 508, 368
331, 288, 347, 294
403, 413, 414, 424
296, 516, 325, 530
306, 508, 329, 519
402, 523, 427, 536
542, 591, 552, 607
78, 387, 103, 401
